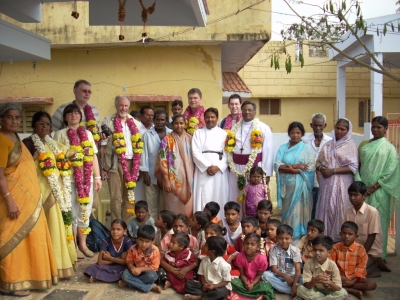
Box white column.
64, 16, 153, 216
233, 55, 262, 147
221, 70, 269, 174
336, 64, 346, 119
370, 53, 383, 117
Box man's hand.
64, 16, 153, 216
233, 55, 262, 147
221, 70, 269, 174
142, 172, 151, 186
207, 166, 220, 176
101, 169, 108, 181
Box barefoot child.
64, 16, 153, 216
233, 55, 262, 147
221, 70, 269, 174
127, 201, 156, 242
154, 210, 175, 250
265, 219, 281, 256
257, 200, 273, 238
120, 225, 161, 293
163, 232, 197, 293
184, 237, 232, 300
242, 167, 268, 217
231, 233, 274, 299
84, 219, 133, 283
222, 201, 242, 246
296, 219, 324, 263
204, 201, 223, 228
189, 211, 211, 249
329, 221, 377, 299
297, 236, 347, 299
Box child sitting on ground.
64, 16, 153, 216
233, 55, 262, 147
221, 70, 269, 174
163, 232, 197, 293
231, 233, 274, 300
119, 225, 161, 293
296, 236, 347, 300
184, 237, 232, 300
222, 201, 242, 246
235, 216, 263, 253
296, 219, 325, 263
257, 200, 273, 238
154, 210, 175, 250
329, 221, 377, 299
345, 181, 390, 277
204, 201, 223, 228
264, 219, 281, 256
242, 167, 269, 217
127, 201, 156, 242
262, 224, 302, 296
189, 211, 211, 249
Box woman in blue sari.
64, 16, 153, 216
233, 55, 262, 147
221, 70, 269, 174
275, 122, 315, 240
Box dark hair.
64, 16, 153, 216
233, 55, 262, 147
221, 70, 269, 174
241, 216, 258, 227
312, 235, 334, 251
154, 110, 168, 120
244, 233, 261, 244
250, 166, 264, 177
371, 116, 388, 128
267, 219, 281, 228
204, 201, 220, 218
348, 181, 367, 195
241, 100, 257, 111
111, 218, 127, 230
257, 200, 273, 212
204, 222, 227, 236
63, 104, 82, 126
130, 110, 140, 118
137, 224, 156, 240
31, 111, 52, 129
204, 107, 219, 119
308, 219, 325, 233
172, 114, 185, 124
172, 232, 190, 249
206, 236, 226, 257
140, 106, 154, 115
288, 121, 305, 136
224, 201, 241, 213
194, 211, 211, 229
171, 100, 183, 108
187, 88, 202, 98
336, 118, 349, 130
341, 221, 358, 234
73, 79, 91, 89
159, 210, 175, 230
174, 214, 189, 227
229, 93, 242, 104
277, 224, 293, 236
135, 200, 148, 212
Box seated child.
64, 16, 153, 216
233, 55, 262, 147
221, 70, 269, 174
184, 236, 232, 300
204, 201, 223, 228
163, 232, 197, 293
222, 201, 242, 246
345, 181, 390, 277
231, 233, 274, 300
119, 225, 162, 293
297, 236, 347, 299
127, 201, 156, 241
235, 216, 262, 253
262, 224, 302, 296
265, 219, 281, 256
242, 167, 269, 217
296, 219, 324, 263
329, 221, 377, 299
154, 210, 175, 250
256, 200, 273, 238
84, 219, 132, 283
189, 211, 211, 249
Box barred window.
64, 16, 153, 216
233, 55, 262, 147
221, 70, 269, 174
260, 99, 280, 115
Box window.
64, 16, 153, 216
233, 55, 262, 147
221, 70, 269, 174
260, 99, 280, 115
358, 99, 371, 127
17, 105, 45, 133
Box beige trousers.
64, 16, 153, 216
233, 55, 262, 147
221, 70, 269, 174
144, 183, 165, 219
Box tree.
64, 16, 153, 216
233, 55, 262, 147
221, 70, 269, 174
272, 0, 400, 82
397, 0, 400, 13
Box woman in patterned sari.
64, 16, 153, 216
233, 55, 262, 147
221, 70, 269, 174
156, 115, 194, 218
275, 122, 315, 240
355, 116, 400, 261
0, 103, 57, 297
316, 118, 358, 242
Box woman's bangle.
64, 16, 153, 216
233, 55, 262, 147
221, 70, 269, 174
94, 176, 101, 179
3, 192, 10, 198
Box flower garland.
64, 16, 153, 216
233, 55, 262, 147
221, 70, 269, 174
31, 134, 74, 242
113, 116, 143, 214
84, 105, 100, 145
223, 113, 242, 130
183, 106, 205, 135
67, 126, 94, 235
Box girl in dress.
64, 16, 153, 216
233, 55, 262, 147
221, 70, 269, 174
84, 219, 132, 282
242, 167, 268, 217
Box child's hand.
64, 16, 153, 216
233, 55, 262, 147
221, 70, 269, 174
207, 284, 215, 291
131, 267, 141, 276
176, 267, 189, 278
245, 283, 254, 291
103, 251, 112, 261
227, 253, 237, 264
285, 274, 294, 286
291, 284, 298, 296
202, 284, 208, 292
174, 268, 185, 280
119, 252, 127, 260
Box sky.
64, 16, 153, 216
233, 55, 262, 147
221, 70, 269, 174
272, 0, 399, 40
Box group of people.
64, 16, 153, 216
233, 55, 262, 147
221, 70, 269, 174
0, 78, 399, 299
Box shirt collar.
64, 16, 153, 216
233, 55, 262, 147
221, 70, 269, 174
277, 244, 292, 255
339, 241, 357, 251
314, 258, 330, 271
210, 256, 224, 265
351, 202, 367, 215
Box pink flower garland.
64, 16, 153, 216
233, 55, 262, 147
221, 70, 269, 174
223, 113, 242, 130
84, 105, 100, 145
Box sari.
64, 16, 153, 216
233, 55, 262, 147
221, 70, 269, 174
355, 137, 400, 258
155, 132, 194, 218
0, 134, 57, 291
316, 119, 358, 242
275, 141, 315, 240
23, 137, 77, 278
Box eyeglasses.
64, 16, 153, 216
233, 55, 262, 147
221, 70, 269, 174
37, 121, 51, 127
66, 111, 81, 116
4, 115, 22, 121
80, 89, 92, 94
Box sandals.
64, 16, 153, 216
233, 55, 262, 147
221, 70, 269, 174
76, 249, 85, 259
79, 247, 94, 258
0, 289, 31, 297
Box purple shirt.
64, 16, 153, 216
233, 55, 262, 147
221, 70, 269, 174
235, 252, 268, 282
244, 183, 266, 216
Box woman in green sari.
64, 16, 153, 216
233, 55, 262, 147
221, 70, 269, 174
355, 116, 400, 262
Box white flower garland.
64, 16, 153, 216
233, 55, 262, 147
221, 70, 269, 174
227, 118, 261, 177
32, 134, 72, 216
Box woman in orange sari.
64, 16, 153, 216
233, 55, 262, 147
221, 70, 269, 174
0, 103, 57, 297
156, 115, 194, 218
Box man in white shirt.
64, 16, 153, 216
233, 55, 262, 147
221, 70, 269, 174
140, 110, 172, 219
302, 113, 332, 219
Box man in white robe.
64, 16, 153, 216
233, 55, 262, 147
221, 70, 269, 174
227, 101, 274, 204
192, 108, 229, 219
